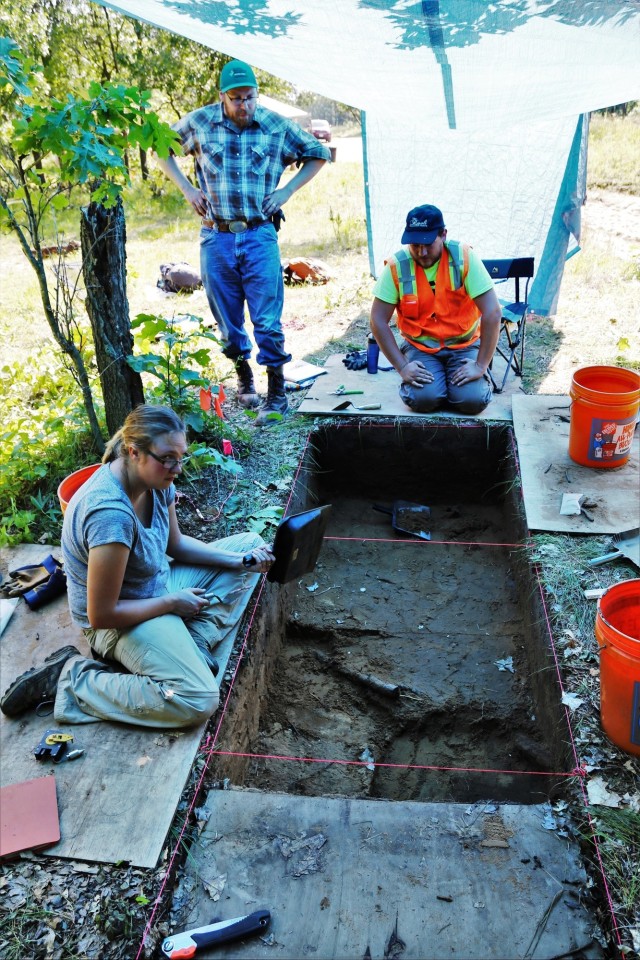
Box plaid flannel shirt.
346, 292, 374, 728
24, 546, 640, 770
173, 102, 330, 222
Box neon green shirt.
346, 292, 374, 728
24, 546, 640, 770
373, 243, 493, 304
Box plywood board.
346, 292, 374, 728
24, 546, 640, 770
297, 354, 514, 421
512, 395, 640, 534
176, 789, 599, 960
0, 544, 233, 868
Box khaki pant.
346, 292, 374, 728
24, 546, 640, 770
54, 533, 263, 728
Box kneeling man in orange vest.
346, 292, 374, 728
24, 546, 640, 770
370, 204, 502, 414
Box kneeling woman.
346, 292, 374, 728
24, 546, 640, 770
1, 405, 273, 727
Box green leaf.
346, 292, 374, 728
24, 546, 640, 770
250, 506, 284, 522
178, 369, 207, 384
182, 410, 204, 432
187, 349, 212, 366
51, 193, 69, 210
126, 354, 165, 373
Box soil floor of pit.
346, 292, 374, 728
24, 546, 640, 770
242, 497, 557, 805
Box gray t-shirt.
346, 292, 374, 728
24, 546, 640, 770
61, 463, 175, 628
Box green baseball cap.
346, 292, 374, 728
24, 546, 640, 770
219, 60, 257, 92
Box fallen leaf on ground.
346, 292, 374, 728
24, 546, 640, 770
587, 776, 623, 808
494, 657, 514, 673
203, 874, 227, 901
561, 692, 584, 710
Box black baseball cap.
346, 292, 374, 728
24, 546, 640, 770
401, 204, 445, 244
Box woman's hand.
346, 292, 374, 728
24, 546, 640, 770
171, 588, 211, 617
242, 545, 275, 573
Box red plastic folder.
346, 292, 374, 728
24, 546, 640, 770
0, 776, 60, 859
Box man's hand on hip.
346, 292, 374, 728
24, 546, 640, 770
184, 184, 207, 218
262, 186, 292, 217
450, 358, 486, 385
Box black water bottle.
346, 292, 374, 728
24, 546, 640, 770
367, 334, 379, 374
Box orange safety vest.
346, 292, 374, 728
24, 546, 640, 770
388, 242, 481, 353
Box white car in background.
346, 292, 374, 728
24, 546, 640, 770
310, 119, 332, 142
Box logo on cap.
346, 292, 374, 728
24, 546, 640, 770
401, 204, 445, 244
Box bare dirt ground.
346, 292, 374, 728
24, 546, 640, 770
580, 188, 640, 257
530, 187, 639, 395
242, 505, 549, 807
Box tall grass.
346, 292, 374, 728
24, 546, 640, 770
588, 111, 640, 193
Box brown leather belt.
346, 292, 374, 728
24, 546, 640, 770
202, 217, 269, 233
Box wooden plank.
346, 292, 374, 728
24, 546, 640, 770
298, 354, 513, 421
177, 789, 598, 960
512, 394, 639, 534
0, 545, 214, 868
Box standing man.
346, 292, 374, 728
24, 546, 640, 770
370, 204, 502, 414
156, 60, 330, 425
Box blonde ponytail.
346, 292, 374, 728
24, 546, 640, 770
101, 406, 185, 463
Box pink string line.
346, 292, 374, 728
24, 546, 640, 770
532, 561, 623, 947
137, 425, 620, 952
207, 748, 581, 779
325, 535, 525, 548
135, 576, 268, 959
136, 434, 315, 957
329, 422, 490, 432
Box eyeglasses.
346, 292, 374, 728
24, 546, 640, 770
147, 450, 191, 470
225, 93, 257, 105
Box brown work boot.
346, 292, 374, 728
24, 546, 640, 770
255, 366, 289, 426
0, 645, 81, 717
235, 358, 260, 409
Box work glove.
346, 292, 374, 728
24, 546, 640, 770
342, 350, 368, 371
23, 565, 67, 610
1, 555, 63, 597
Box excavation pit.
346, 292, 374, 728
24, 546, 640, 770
216, 422, 570, 806
180, 423, 600, 959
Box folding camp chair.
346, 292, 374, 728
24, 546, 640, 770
482, 257, 535, 393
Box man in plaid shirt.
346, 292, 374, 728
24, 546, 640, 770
156, 60, 330, 425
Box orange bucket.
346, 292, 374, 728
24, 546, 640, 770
569, 365, 640, 468
57, 463, 101, 515
595, 578, 640, 756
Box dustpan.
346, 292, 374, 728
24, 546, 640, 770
588, 528, 640, 570
372, 501, 431, 540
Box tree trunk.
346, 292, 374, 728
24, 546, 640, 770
80, 197, 145, 436
139, 146, 149, 181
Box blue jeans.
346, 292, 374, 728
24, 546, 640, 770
399, 341, 493, 414
200, 224, 291, 369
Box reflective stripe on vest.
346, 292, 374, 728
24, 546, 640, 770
388, 243, 480, 353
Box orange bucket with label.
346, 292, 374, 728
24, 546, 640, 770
569, 365, 640, 468
57, 463, 101, 515
595, 579, 640, 756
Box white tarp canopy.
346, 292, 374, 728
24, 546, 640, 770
100, 0, 640, 313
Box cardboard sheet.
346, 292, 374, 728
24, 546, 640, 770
297, 353, 515, 421
512, 394, 640, 533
